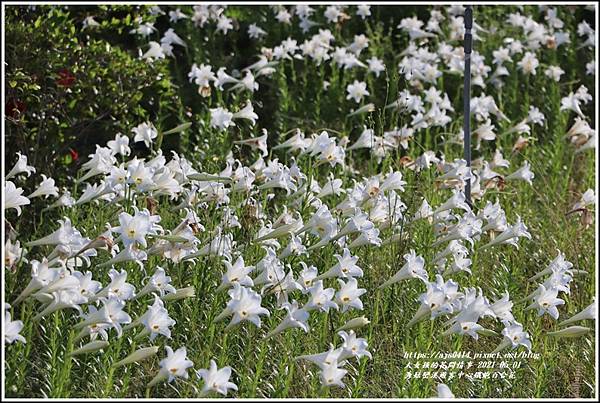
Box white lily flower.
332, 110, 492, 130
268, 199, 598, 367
434, 190, 471, 214
6, 152, 36, 179
317, 248, 363, 280
140, 297, 176, 341
197, 360, 238, 397
346, 80, 369, 103
220, 285, 270, 330
320, 361, 348, 388
337, 330, 372, 360
480, 215, 531, 249
218, 256, 254, 291
296, 343, 344, 369
493, 320, 531, 352
265, 300, 310, 338
525, 284, 565, 319
437, 383, 455, 398
12, 258, 62, 305
379, 250, 428, 288
4, 181, 30, 216
33, 290, 86, 321
304, 280, 339, 313
4, 306, 26, 344
210, 107, 235, 130
232, 101, 259, 126
148, 346, 194, 387
107, 133, 131, 156
132, 122, 158, 148
93, 269, 136, 301
136, 267, 176, 299
505, 161, 534, 185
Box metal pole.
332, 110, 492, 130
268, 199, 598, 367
463, 5, 473, 207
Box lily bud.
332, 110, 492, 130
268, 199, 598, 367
148, 370, 169, 388
547, 326, 591, 338
69, 340, 110, 356
336, 316, 371, 332
113, 346, 159, 368
491, 338, 512, 353
162, 286, 196, 301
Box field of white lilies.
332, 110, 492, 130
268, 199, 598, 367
3, 3, 597, 399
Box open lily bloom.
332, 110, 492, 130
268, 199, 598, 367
379, 249, 428, 289
13, 258, 61, 305
335, 278, 367, 312
136, 267, 177, 299
219, 285, 270, 330
113, 207, 162, 248
480, 215, 531, 250
197, 360, 238, 397
4, 305, 26, 344
93, 269, 136, 301
4, 181, 31, 216
265, 300, 310, 338
526, 284, 565, 319
75, 296, 131, 338
218, 256, 254, 291
148, 346, 194, 387
28, 175, 59, 199
493, 320, 532, 352
319, 361, 348, 388
337, 330, 372, 360
317, 248, 363, 280
304, 280, 339, 313
6, 152, 36, 179
295, 344, 345, 369
140, 297, 176, 341
2, 4, 596, 399
33, 289, 87, 321
505, 161, 535, 185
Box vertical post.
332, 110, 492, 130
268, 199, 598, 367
463, 5, 473, 207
